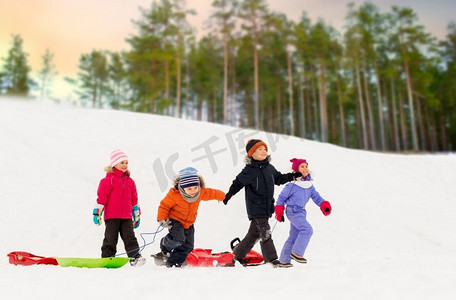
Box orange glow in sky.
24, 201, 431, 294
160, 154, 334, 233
1, 0, 454, 99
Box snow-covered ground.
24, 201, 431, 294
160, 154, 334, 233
1, 96, 455, 299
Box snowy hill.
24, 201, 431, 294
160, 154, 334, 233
1, 96, 455, 300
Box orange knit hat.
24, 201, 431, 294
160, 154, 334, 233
246, 139, 268, 157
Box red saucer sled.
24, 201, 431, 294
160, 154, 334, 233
7, 251, 129, 268
186, 248, 263, 267
7, 251, 58, 266
186, 238, 264, 267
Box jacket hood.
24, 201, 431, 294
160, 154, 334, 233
106, 168, 130, 178
244, 155, 271, 165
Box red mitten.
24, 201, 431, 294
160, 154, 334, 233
275, 205, 285, 222
320, 201, 332, 216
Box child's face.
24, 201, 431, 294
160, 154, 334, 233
114, 160, 129, 172
298, 163, 309, 177
252, 145, 268, 161
183, 185, 199, 197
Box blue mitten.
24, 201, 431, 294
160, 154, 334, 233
93, 204, 104, 226
132, 205, 141, 229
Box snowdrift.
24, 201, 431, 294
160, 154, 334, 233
1, 97, 455, 299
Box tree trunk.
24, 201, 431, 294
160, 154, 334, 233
150, 60, 156, 114
390, 77, 400, 151
223, 32, 228, 124
276, 85, 282, 132
287, 49, 295, 135
401, 41, 419, 151
230, 48, 237, 126
310, 64, 320, 140
164, 60, 169, 115
318, 63, 328, 143
374, 61, 386, 151
336, 72, 346, 147
253, 18, 260, 129
414, 94, 426, 151
176, 34, 182, 118
362, 53, 376, 150
298, 69, 306, 138
439, 116, 448, 151
398, 88, 408, 150
354, 55, 368, 149
305, 71, 312, 139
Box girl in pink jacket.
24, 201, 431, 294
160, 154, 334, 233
93, 150, 144, 266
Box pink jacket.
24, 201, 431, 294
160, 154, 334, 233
96, 169, 138, 220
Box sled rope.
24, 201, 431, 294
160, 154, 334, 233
113, 224, 165, 258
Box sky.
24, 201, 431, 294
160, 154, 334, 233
1, 95, 455, 299
1, 0, 455, 99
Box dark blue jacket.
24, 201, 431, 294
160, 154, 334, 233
228, 156, 295, 219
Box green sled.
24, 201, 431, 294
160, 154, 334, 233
56, 257, 130, 269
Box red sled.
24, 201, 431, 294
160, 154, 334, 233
186, 249, 263, 267
186, 238, 264, 267
7, 251, 58, 266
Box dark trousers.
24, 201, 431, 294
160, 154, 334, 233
101, 219, 140, 258
160, 219, 195, 265
233, 218, 278, 262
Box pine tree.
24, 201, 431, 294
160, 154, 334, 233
38, 48, 58, 100
211, 0, 238, 124
388, 6, 434, 151
239, 0, 269, 129
1, 34, 31, 95
108, 52, 127, 109
77, 50, 109, 108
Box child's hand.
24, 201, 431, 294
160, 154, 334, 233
292, 171, 302, 180
132, 205, 141, 229
275, 205, 285, 222
93, 204, 104, 226
320, 201, 332, 216
159, 219, 172, 229
223, 192, 233, 205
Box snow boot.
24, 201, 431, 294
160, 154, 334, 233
166, 261, 182, 268
268, 259, 282, 268
291, 253, 307, 263
130, 256, 146, 267
277, 261, 293, 268
151, 251, 170, 266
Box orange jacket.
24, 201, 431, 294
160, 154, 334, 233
157, 187, 225, 229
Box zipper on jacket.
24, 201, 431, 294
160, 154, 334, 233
121, 174, 126, 218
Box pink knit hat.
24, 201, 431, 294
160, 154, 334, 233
110, 149, 128, 167
290, 158, 308, 171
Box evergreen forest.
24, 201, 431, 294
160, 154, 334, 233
1, 0, 455, 152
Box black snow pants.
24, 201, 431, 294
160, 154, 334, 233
101, 219, 140, 258
160, 219, 195, 265
233, 218, 278, 263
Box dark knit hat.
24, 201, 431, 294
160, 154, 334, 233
290, 158, 308, 171
246, 139, 268, 157
179, 167, 200, 188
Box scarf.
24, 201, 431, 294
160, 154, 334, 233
178, 183, 201, 203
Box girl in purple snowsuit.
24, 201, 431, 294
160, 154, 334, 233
274, 158, 332, 266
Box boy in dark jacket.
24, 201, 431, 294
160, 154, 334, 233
223, 139, 301, 267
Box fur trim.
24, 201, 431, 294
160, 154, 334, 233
244, 155, 271, 165
291, 180, 314, 189
104, 165, 130, 174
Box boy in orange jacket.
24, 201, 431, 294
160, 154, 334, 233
154, 167, 225, 267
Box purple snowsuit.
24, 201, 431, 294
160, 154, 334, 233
276, 176, 325, 263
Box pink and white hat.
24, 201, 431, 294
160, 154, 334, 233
110, 149, 128, 167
